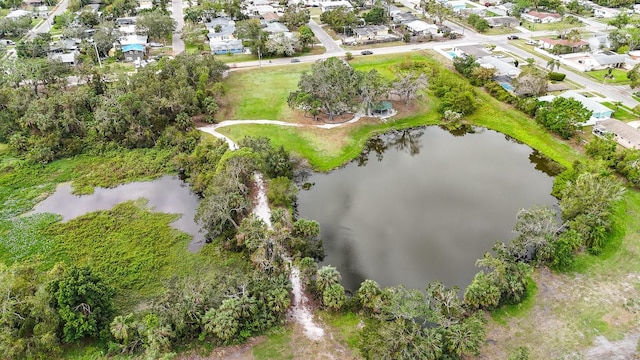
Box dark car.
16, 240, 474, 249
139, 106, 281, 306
291, 58, 300, 63
361, 50, 373, 55
507, 35, 519, 40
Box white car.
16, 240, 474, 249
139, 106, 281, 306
525, 40, 537, 45
0, 39, 15, 46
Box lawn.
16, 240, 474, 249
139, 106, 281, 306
521, 19, 585, 31
602, 101, 639, 121
587, 68, 630, 85
220, 63, 312, 121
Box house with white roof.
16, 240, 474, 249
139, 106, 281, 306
405, 20, 439, 35
209, 39, 244, 54
319, 1, 353, 11
539, 90, 614, 126
593, 6, 620, 18
478, 56, 521, 77
521, 11, 562, 23
6, 9, 31, 18
206, 18, 236, 41
594, 119, 640, 149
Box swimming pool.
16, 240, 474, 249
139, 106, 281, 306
448, 51, 457, 58
500, 82, 514, 91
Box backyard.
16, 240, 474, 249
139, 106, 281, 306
587, 68, 631, 85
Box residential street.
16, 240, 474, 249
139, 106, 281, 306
171, 0, 185, 54
28, 0, 69, 40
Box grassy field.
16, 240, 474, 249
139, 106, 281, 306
220, 64, 313, 121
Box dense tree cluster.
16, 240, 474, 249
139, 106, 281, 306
288, 58, 428, 120
0, 53, 228, 163
535, 97, 592, 139
0, 263, 114, 359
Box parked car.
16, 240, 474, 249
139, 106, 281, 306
361, 50, 373, 55
148, 42, 164, 48
291, 58, 300, 63
0, 39, 15, 46
525, 40, 536, 45
507, 35, 519, 40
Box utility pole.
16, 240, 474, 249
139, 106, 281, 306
93, 42, 102, 68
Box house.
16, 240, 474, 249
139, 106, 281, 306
136, 0, 153, 12
6, 9, 31, 18
353, 25, 391, 42
33, 5, 49, 18
23, 0, 44, 5
392, 12, 419, 24
539, 38, 589, 53
445, 0, 467, 12
115, 17, 136, 26
588, 33, 611, 51
122, 44, 145, 62
521, 11, 562, 23
593, 6, 620, 18
493, 3, 515, 16
319, 1, 353, 11
539, 91, 614, 125
264, 22, 289, 34
246, 4, 276, 15
209, 39, 244, 54
405, 20, 439, 35
453, 44, 491, 58
118, 24, 137, 35
582, 53, 627, 71
117, 34, 148, 48
594, 119, 640, 149
261, 12, 280, 23
206, 18, 236, 41
485, 16, 520, 28
50, 52, 77, 66
478, 56, 521, 77
49, 38, 80, 53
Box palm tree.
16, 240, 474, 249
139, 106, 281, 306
547, 59, 561, 72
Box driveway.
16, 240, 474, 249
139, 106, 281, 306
307, 19, 342, 54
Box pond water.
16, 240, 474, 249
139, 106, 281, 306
296, 126, 559, 292
31, 176, 205, 252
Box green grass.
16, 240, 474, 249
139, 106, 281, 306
521, 19, 584, 31
41, 200, 247, 309
253, 327, 294, 360
216, 53, 259, 63
602, 102, 638, 121
587, 69, 630, 85
222, 64, 312, 121
319, 311, 364, 352
491, 276, 538, 325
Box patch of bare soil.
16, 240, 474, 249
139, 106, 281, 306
287, 316, 360, 360
177, 336, 266, 360
478, 268, 640, 359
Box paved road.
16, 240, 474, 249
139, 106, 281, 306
28, 0, 69, 40
171, 0, 185, 54
307, 19, 342, 54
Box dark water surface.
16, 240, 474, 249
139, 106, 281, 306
296, 126, 559, 292
31, 176, 205, 252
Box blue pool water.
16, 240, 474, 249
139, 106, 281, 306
500, 82, 514, 91
448, 51, 457, 58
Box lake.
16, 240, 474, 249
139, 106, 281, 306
296, 126, 559, 292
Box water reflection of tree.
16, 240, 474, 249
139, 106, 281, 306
356, 128, 425, 166
390, 129, 424, 156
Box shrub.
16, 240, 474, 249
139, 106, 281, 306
548, 72, 566, 81
267, 176, 298, 208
